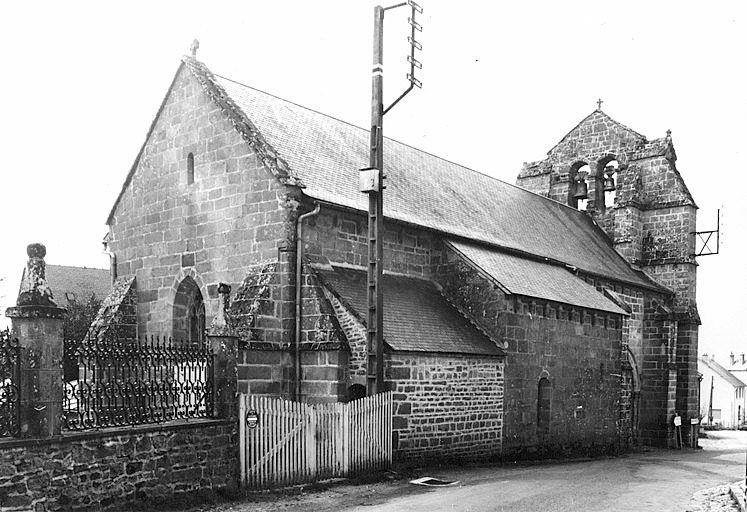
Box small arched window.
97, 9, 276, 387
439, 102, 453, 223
537, 377, 552, 437
187, 152, 195, 185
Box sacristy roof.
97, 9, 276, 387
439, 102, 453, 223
317, 266, 503, 356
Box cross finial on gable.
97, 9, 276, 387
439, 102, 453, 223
190, 39, 200, 57
597, 98, 603, 110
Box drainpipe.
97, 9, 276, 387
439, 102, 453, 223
295, 202, 320, 400
102, 241, 117, 285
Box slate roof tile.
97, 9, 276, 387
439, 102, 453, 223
42, 265, 111, 306
448, 240, 628, 315
211, 68, 661, 292
317, 266, 503, 356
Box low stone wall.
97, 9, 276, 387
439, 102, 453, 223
0, 420, 237, 511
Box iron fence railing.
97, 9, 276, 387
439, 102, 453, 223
0, 329, 20, 438
63, 334, 214, 431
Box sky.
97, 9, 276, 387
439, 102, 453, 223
0, 1, 744, 363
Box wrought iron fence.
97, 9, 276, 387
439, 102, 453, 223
0, 329, 20, 438
63, 334, 214, 431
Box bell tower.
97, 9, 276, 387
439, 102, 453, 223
516, 108, 700, 446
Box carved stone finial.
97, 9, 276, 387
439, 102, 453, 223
27, 243, 46, 259
666, 129, 672, 141
9, 243, 62, 314
190, 39, 200, 57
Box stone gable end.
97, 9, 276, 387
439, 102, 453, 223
107, 65, 300, 335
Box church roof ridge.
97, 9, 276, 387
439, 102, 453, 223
108, 57, 665, 293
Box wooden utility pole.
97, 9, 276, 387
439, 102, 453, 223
362, 2, 422, 395
366, 5, 385, 395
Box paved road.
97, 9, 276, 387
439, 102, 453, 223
203, 430, 746, 512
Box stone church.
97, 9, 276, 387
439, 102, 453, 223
100, 55, 699, 461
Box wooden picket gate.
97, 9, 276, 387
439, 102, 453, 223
238, 392, 392, 490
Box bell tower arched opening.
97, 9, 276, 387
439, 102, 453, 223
595, 156, 619, 210
569, 162, 590, 210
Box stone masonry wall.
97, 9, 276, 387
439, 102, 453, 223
108, 64, 299, 336
230, 258, 348, 402
0, 421, 236, 511
578, 273, 683, 445
500, 298, 623, 456
303, 208, 436, 278
322, 286, 368, 388
235, 347, 348, 404
386, 353, 504, 462
436, 252, 625, 456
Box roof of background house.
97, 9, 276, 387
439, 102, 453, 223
699, 355, 747, 388
108, 57, 666, 295
43, 265, 111, 305
729, 354, 747, 373
317, 266, 503, 356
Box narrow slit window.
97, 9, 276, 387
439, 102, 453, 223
187, 152, 195, 185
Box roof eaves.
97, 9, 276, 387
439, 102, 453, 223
183, 58, 303, 189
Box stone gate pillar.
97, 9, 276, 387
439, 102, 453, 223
206, 283, 238, 420
5, 244, 66, 438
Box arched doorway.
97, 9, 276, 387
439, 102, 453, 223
173, 276, 205, 346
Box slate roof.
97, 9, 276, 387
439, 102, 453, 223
699, 356, 747, 388
317, 266, 503, 356
108, 57, 666, 294
42, 265, 111, 306
208, 66, 661, 292
448, 240, 628, 315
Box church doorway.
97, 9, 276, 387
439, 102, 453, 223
173, 276, 205, 346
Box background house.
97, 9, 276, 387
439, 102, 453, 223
728, 352, 747, 385
44, 265, 111, 307
699, 354, 746, 428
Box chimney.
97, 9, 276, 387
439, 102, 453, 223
730, 352, 735, 365
741, 353, 745, 365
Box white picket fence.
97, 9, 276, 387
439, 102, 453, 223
238, 392, 392, 490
